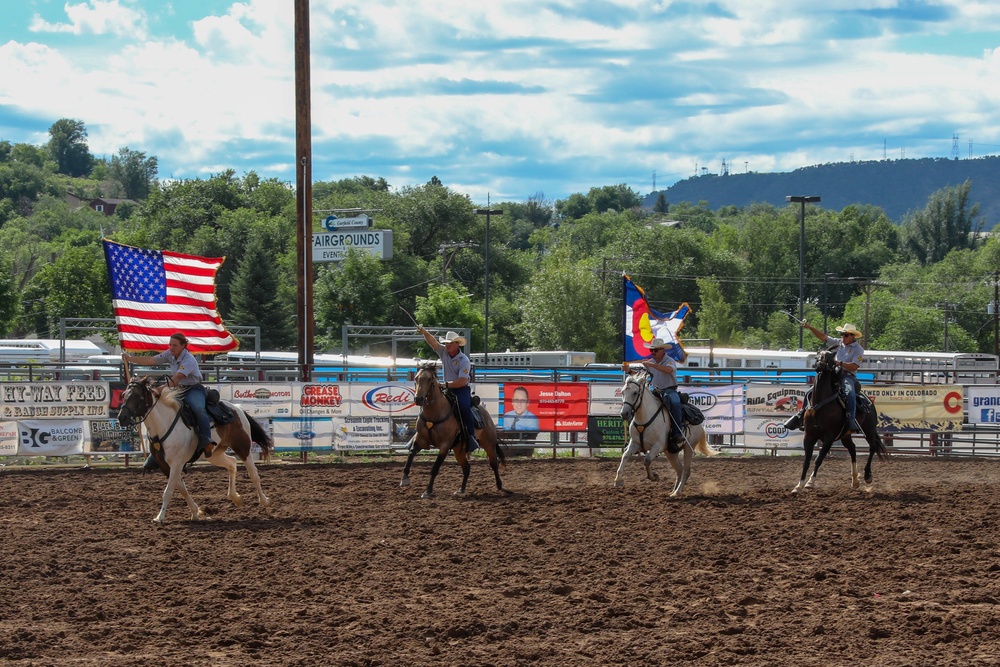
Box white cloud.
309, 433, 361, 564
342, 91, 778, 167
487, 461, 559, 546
30, 0, 148, 39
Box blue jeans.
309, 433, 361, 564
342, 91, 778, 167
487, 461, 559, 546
452, 386, 476, 441
842, 376, 860, 424
180, 384, 213, 446
661, 387, 684, 439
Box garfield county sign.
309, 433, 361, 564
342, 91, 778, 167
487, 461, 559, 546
312, 230, 393, 262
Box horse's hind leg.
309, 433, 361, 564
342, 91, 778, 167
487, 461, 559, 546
240, 454, 271, 507
455, 451, 472, 496
485, 446, 505, 493
208, 449, 244, 507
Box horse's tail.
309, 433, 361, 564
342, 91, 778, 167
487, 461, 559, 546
690, 426, 716, 457
247, 413, 274, 462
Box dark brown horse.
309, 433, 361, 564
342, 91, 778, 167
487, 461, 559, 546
399, 364, 506, 498
793, 348, 888, 493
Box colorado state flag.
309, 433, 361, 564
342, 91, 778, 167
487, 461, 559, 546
623, 275, 689, 362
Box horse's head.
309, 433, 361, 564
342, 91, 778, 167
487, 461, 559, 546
117, 377, 154, 427
814, 348, 840, 374
619, 372, 647, 421
413, 363, 440, 407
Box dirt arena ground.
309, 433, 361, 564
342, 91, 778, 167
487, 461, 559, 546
3, 452, 1000, 666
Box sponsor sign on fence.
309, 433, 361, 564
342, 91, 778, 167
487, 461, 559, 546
866, 385, 963, 432
16, 419, 86, 456
1, 382, 110, 419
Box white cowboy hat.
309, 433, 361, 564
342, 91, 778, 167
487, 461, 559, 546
438, 331, 467, 346
648, 337, 674, 350
835, 323, 863, 338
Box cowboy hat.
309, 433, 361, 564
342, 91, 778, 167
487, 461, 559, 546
438, 331, 467, 346
648, 337, 674, 350
835, 323, 862, 338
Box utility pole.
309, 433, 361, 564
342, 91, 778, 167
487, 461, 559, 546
294, 0, 314, 381
994, 271, 999, 358
475, 202, 502, 364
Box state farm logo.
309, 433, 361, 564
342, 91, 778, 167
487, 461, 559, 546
362, 386, 416, 412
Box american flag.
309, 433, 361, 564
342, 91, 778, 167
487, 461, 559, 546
103, 239, 238, 353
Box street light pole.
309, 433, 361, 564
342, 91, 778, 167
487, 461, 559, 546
476, 202, 502, 364
786, 195, 821, 349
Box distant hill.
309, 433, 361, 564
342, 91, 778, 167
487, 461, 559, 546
643, 156, 1000, 229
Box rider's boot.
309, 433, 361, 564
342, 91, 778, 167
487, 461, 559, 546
201, 439, 217, 458
848, 418, 862, 434
783, 410, 804, 431
667, 430, 685, 454
466, 432, 480, 455
142, 454, 159, 472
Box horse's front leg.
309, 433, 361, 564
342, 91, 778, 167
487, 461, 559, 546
155, 463, 194, 523
400, 444, 420, 488
792, 435, 817, 494
421, 449, 449, 499
805, 438, 839, 490
614, 432, 641, 487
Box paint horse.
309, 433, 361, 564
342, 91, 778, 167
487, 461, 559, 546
793, 347, 889, 493
400, 364, 506, 498
117, 377, 273, 523
614, 371, 715, 495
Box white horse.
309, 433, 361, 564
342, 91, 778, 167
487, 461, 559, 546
117, 377, 273, 523
614, 372, 715, 495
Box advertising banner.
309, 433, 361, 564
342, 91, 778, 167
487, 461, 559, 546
500, 382, 588, 432
684, 385, 744, 434
744, 384, 807, 449
965, 386, 1000, 424
229, 383, 294, 418
16, 419, 86, 456
349, 383, 419, 419
333, 415, 394, 450
0, 420, 16, 455
587, 415, 627, 448
589, 383, 623, 417
2, 382, 110, 419
87, 419, 139, 453
292, 383, 349, 417
866, 384, 963, 432
272, 417, 334, 451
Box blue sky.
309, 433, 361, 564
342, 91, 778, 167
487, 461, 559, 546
2, 0, 1000, 203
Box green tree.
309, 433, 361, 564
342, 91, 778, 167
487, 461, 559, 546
315, 250, 395, 348
902, 181, 981, 265
413, 283, 484, 355
693, 277, 738, 345
47, 118, 94, 177
0, 253, 17, 335
109, 147, 158, 200
18, 246, 110, 336
653, 192, 669, 214
229, 231, 294, 349
515, 248, 616, 360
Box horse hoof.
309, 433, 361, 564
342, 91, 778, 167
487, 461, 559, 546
613, 480, 624, 488
420, 491, 433, 499
453, 490, 466, 497
152, 516, 166, 524
400, 478, 411, 488
791, 486, 802, 494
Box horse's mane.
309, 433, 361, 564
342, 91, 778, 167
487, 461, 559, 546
159, 386, 181, 410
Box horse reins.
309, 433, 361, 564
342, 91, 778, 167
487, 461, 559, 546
624, 377, 667, 451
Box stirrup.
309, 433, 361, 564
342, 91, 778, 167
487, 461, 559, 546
783, 412, 803, 431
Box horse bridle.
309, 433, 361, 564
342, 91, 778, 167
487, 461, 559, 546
622, 375, 666, 433
119, 380, 157, 426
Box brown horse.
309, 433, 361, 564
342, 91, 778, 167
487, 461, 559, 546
118, 377, 273, 523
793, 348, 888, 493
399, 364, 506, 498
